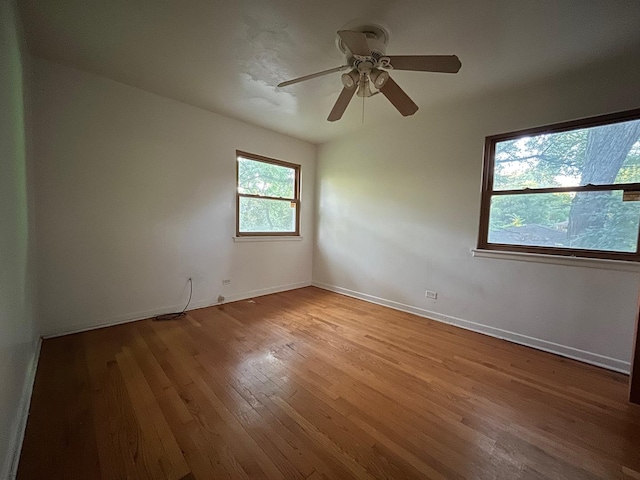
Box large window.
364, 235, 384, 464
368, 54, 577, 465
236, 151, 300, 236
478, 109, 640, 261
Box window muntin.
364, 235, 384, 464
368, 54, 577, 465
236, 151, 300, 236
479, 109, 640, 261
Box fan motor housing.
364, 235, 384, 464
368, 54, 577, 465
336, 24, 389, 60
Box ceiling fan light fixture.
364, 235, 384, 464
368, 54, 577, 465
341, 70, 360, 90
370, 68, 389, 89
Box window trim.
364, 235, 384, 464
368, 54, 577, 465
236, 150, 301, 237
478, 108, 640, 262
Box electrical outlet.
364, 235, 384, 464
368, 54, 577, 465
222, 279, 231, 285
217, 295, 225, 303
425, 290, 437, 299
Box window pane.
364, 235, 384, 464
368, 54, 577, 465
488, 191, 640, 252
238, 157, 295, 198
239, 197, 296, 233
493, 119, 640, 191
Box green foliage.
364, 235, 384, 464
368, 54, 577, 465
493, 129, 587, 190
239, 197, 296, 232
617, 165, 640, 183
238, 158, 295, 198
489, 119, 640, 252
237, 158, 297, 232
489, 193, 572, 230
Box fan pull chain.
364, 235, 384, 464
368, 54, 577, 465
362, 94, 365, 124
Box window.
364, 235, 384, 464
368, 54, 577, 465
478, 109, 640, 261
236, 151, 300, 236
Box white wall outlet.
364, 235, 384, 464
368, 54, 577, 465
222, 279, 231, 285
425, 290, 437, 299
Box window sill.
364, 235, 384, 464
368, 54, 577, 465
233, 236, 302, 243
471, 248, 640, 273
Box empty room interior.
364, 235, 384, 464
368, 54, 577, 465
3, 0, 640, 478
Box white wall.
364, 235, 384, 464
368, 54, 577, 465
32, 58, 316, 337
0, 1, 39, 478
314, 49, 640, 373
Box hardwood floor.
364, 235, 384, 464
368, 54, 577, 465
18, 287, 640, 479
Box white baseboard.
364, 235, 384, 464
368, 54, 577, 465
3, 337, 42, 480
220, 281, 311, 304
312, 281, 630, 374
42, 281, 312, 339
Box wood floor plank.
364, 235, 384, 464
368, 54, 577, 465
191, 359, 314, 479
116, 346, 191, 479
17, 287, 640, 479
18, 334, 102, 480
90, 354, 148, 480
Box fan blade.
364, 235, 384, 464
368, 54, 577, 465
278, 65, 347, 87
338, 30, 371, 57
387, 55, 461, 73
380, 76, 418, 116
327, 87, 356, 122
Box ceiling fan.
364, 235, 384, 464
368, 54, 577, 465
277, 25, 461, 122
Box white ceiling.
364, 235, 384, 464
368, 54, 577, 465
18, 0, 640, 144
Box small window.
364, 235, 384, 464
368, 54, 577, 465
478, 109, 640, 261
236, 151, 300, 236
